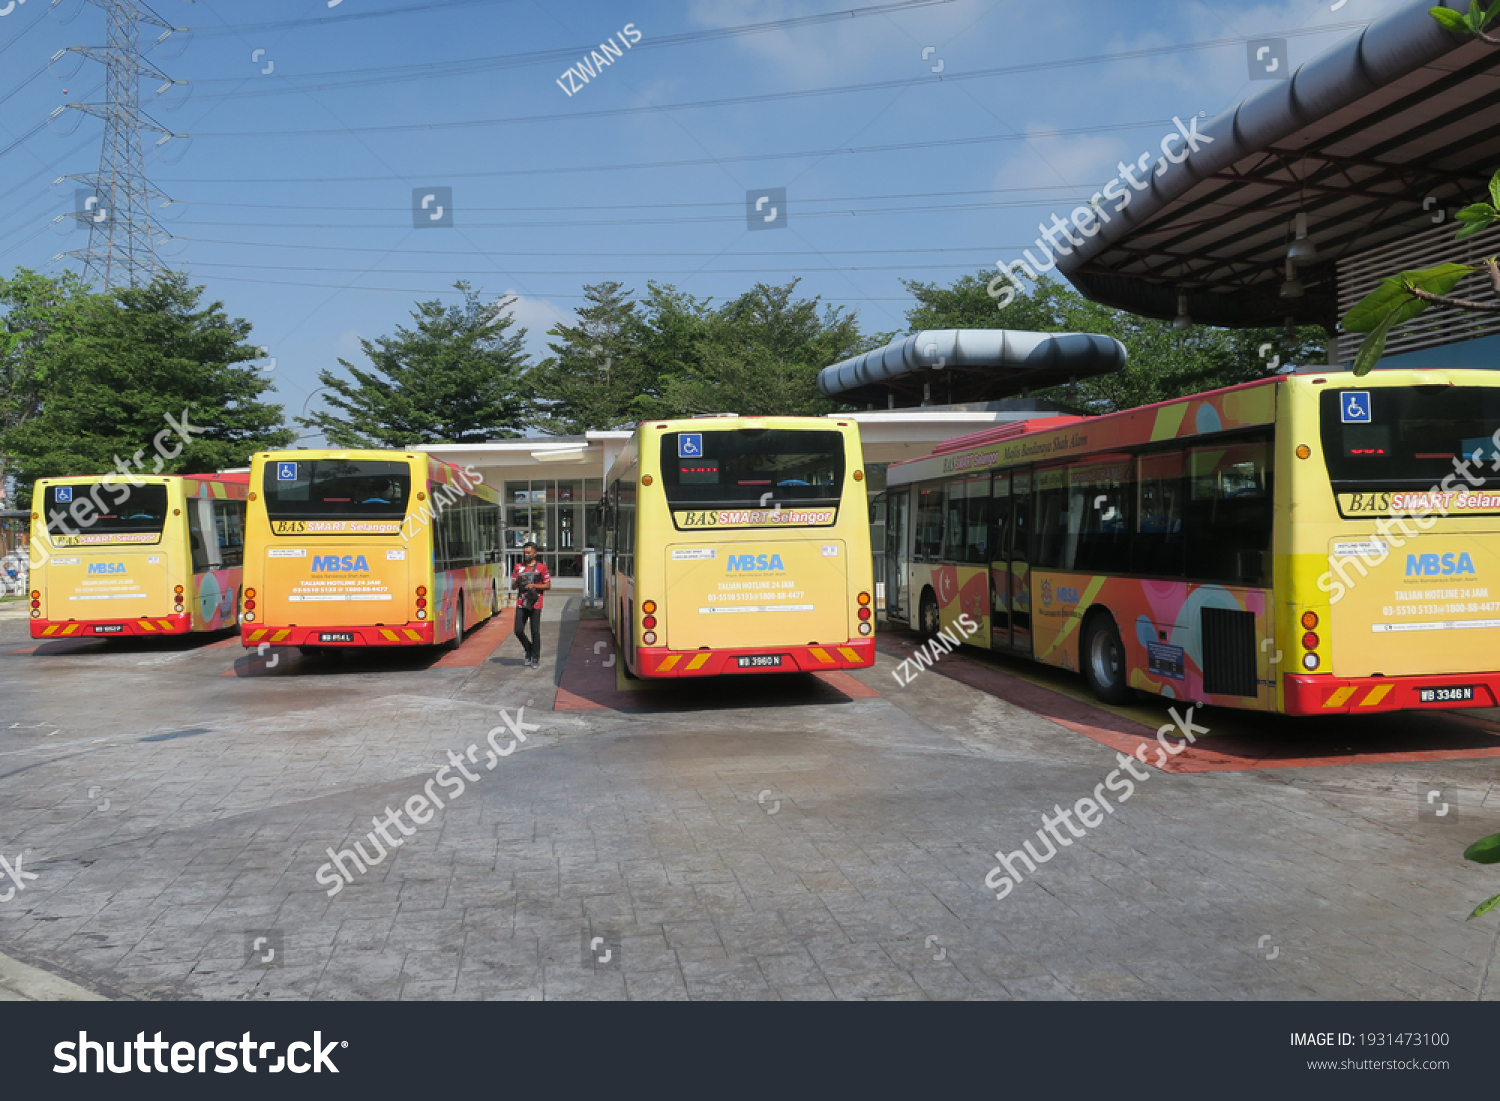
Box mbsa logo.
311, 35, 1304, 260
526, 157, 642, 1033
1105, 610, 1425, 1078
1405, 552, 1476, 576
313, 554, 370, 572
1058, 586, 1080, 604
86, 562, 126, 574
1041, 580, 1053, 606
726, 553, 784, 572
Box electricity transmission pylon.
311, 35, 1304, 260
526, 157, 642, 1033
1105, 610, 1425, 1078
61, 0, 187, 291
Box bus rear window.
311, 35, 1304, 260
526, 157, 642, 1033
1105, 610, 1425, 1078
1320, 387, 1500, 485
657, 429, 845, 508
44, 483, 168, 538
263, 459, 411, 520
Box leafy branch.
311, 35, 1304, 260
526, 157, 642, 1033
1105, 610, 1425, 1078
1430, 0, 1500, 45
1464, 834, 1500, 920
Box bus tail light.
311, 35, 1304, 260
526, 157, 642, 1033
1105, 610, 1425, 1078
30, 590, 39, 600
416, 597, 427, 609
642, 615, 657, 629
858, 607, 871, 621
859, 623, 872, 635
1302, 632, 1319, 650
1302, 653, 1320, 671
858, 592, 871, 606
643, 630, 657, 645
174, 586, 184, 595
30, 599, 40, 610
417, 586, 427, 596
642, 600, 657, 615
245, 589, 256, 600
1301, 611, 1318, 630
244, 599, 256, 611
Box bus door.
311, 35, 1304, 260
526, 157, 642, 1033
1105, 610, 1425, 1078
988, 472, 1010, 647
1008, 469, 1033, 655
884, 488, 909, 622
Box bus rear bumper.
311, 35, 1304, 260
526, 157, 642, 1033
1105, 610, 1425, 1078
31, 616, 188, 639
1283, 672, 1500, 715
241, 623, 434, 648
635, 639, 875, 677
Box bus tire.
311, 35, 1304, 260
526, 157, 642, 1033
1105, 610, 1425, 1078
491, 583, 500, 618
1081, 612, 1130, 704
447, 600, 465, 651
917, 587, 940, 642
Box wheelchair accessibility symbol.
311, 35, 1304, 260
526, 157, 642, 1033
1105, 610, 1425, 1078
1341, 391, 1371, 424
276, 462, 298, 481
678, 433, 703, 458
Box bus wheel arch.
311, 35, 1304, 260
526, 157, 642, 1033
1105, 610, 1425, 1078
917, 586, 940, 641
1080, 606, 1130, 704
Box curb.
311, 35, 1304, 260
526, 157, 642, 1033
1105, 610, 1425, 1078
0, 949, 110, 1002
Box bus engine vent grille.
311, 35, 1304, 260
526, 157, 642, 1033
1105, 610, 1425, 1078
1200, 607, 1257, 698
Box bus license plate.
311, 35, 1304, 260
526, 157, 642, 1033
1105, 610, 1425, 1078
93, 625, 124, 634
319, 632, 356, 643
737, 655, 784, 669
1419, 686, 1473, 703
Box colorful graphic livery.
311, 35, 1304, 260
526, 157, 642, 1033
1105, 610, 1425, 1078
28, 473, 249, 639
241, 449, 503, 651
883, 369, 1500, 716
601, 416, 875, 677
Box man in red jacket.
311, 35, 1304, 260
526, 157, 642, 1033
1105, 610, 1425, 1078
511, 541, 551, 669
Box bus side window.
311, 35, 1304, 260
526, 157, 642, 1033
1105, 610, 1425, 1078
1034, 468, 1070, 569
213, 500, 245, 569
1136, 452, 1184, 577
1185, 440, 1273, 586
915, 485, 944, 561
187, 500, 213, 573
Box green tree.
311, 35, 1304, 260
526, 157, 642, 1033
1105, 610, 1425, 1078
302, 281, 529, 446
658, 280, 868, 416
633, 281, 716, 419
902, 273, 1325, 413
2, 271, 292, 503
526, 281, 649, 433
0, 269, 98, 501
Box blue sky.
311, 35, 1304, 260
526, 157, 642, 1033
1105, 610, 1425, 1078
0, 0, 1410, 436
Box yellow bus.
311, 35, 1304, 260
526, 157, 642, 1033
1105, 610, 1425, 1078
240, 450, 502, 652
883, 368, 1500, 716
601, 415, 875, 678
28, 472, 248, 639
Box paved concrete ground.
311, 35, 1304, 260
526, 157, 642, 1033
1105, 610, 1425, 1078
1, 598, 1497, 1000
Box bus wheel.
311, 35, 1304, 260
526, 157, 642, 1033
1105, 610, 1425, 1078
491, 583, 500, 617
1082, 613, 1130, 704
918, 588, 940, 641
447, 600, 465, 650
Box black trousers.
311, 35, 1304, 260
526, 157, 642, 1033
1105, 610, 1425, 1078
514, 605, 542, 659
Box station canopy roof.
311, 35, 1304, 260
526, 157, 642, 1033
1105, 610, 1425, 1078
1056, 0, 1500, 330
816, 329, 1126, 406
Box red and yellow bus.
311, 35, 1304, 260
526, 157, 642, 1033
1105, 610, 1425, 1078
601, 415, 875, 678
240, 449, 502, 652
884, 368, 1500, 716
28, 473, 248, 639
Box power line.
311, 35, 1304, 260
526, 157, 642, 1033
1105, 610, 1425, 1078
185, 22, 1370, 137
181, 0, 959, 96
173, 236, 1009, 257
184, 259, 1019, 276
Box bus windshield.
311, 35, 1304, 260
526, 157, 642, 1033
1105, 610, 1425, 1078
1320, 386, 1500, 486
44, 483, 169, 538
658, 429, 845, 508
262, 459, 411, 521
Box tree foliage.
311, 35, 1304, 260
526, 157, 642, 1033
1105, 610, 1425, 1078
525, 281, 650, 434
2, 271, 293, 504
301, 281, 529, 447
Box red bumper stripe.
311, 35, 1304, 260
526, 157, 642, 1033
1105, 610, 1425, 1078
1284, 673, 1500, 715
634, 639, 875, 678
